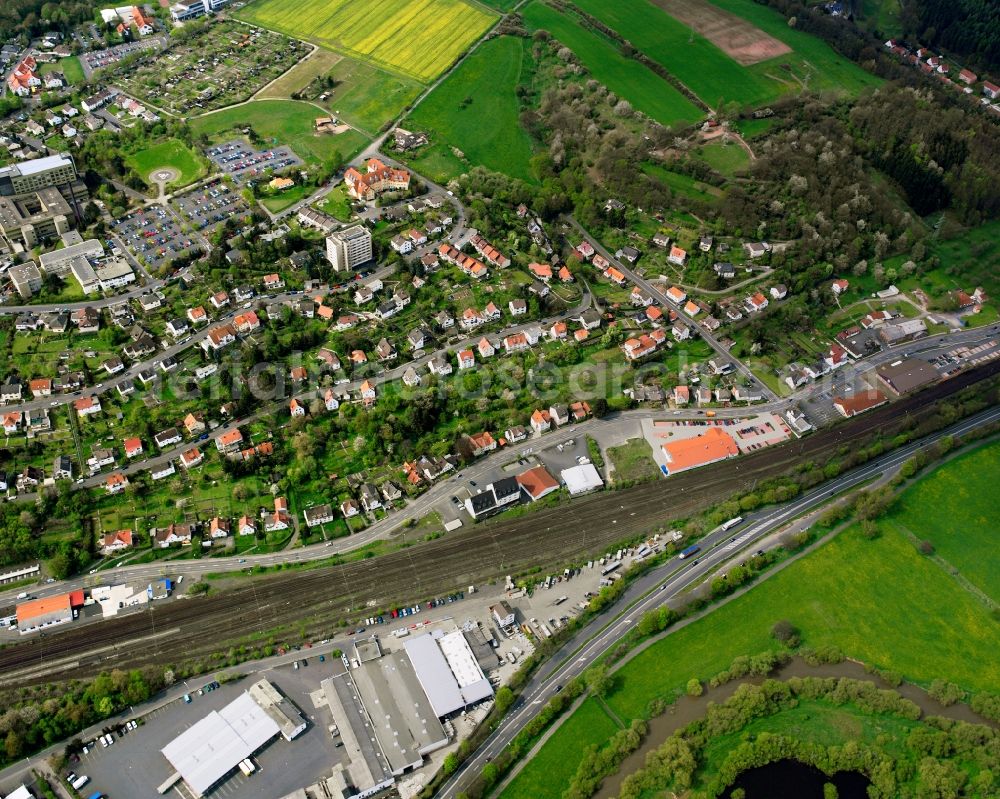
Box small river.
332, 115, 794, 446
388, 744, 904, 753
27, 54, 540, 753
595, 658, 995, 799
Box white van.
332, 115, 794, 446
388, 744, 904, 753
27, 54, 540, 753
71, 774, 90, 790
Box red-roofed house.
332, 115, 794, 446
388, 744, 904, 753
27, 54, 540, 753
344, 158, 411, 200
123, 437, 144, 458
180, 448, 203, 469
529, 262, 553, 281
101, 529, 133, 555
530, 409, 551, 434
831, 279, 850, 295
106, 472, 129, 494
958, 68, 978, 85
833, 390, 888, 418
668, 246, 687, 266
516, 466, 559, 501
469, 431, 497, 456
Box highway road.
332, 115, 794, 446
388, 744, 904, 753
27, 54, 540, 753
436, 404, 1000, 798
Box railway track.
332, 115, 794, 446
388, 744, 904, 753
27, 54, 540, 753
1, 360, 996, 684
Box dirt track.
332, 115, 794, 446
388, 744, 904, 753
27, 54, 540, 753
1, 362, 997, 684
650, 0, 791, 66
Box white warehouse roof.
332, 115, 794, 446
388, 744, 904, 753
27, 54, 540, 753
404, 630, 493, 717
561, 463, 604, 495
161, 692, 280, 797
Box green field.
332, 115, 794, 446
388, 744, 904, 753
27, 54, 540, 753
510, 455, 1000, 795
499, 698, 619, 799
607, 523, 1000, 721
572, 0, 879, 107
236, 0, 496, 82
126, 138, 206, 187
191, 99, 366, 168
521, 2, 702, 128
697, 139, 751, 176
40, 56, 85, 86
887, 442, 1000, 602
325, 56, 423, 134
402, 36, 536, 182
641, 162, 724, 204
608, 438, 660, 483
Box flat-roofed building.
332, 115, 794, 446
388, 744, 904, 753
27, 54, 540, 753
326, 225, 373, 272
8, 262, 42, 298
16, 589, 83, 634
160, 682, 298, 798
0, 153, 77, 195
404, 629, 493, 718
0, 186, 73, 249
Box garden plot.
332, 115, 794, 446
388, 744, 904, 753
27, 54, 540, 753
114, 20, 306, 115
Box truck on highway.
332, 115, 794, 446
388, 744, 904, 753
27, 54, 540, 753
720, 516, 744, 532
678, 545, 701, 560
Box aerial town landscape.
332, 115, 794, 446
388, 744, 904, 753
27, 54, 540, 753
0, 0, 998, 797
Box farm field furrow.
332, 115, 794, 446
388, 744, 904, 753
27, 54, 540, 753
235, 0, 497, 82
521, 1, 702, 128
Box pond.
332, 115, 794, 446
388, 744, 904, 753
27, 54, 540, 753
723, 758, 871, 799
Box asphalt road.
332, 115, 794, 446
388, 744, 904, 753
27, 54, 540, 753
436, 404, 1000, 798
567, 217, 779, 401
4, 326, 996, 609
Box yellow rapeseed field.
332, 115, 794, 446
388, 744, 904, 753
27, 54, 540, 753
237, 0, 496, 82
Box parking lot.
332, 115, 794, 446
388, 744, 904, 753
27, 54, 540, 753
172, 179, 252, 234
81, 37, 163, 77
206, 140, 302, 185
641, 414, 792, 473
111, 205, 201, 270
75, 669, 337, 799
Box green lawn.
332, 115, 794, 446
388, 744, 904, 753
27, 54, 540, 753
498, 698, 620, 799
236, 0, 496, 82
696, 140, 750, 177
608, 438, 660, 483
191, 99, 367, 168
40, 56, 85, 86
326, 56, 423, 134
736, 115, 778, 139
887, 441, 1000, 603
260, 183, 310, 212
126, 138, 206, 188
606, 520, 1000, 721
521, 1, 702, 128
316, 185, 353, 221
402, 36, 536, 182
572, 0, 879, 108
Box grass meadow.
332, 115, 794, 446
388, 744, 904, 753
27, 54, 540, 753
402, 36, 536, 182
498, 698, 620, 799
608, 438, 660, 483
886, 441, 1000, 602
126, 138, 206, 187
508, 453, 1000, 796
236, 0, 496, 82
40, 56, 85, 85
696, 139, 751, 176
572, 0, 878, 107
521, 1, 702, 128
641, 162, 724, 204
191, 99, 366, 167
324, 56, 423, 134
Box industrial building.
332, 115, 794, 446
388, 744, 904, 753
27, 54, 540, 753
875, 358, 939, 395
326, 225, 373, 272
321, 629, 492, 798
16, 589, 84, 634
560, 463, 604, 494
159, 680, 305, 798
